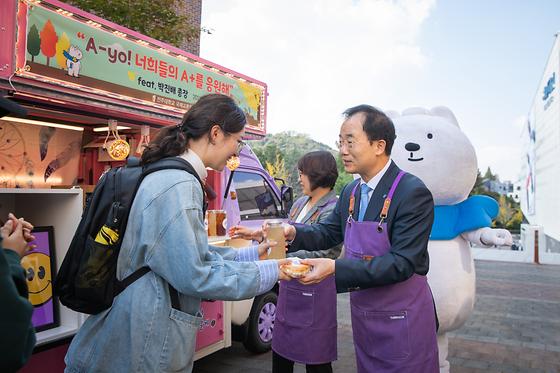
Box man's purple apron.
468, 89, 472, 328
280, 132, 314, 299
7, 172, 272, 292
272, 200, 338, 364
345, 172, 438, 373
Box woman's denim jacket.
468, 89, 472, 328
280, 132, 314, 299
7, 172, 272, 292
65, 169, 278, 372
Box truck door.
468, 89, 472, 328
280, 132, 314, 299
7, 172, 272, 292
228, 170, 284, 229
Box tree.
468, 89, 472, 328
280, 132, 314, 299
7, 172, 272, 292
469, 168, 499, 200
469, 167, 523, 231
334, 154, 353, 196
250, 132, 334, 198
265, 153, 289, 185
55, 32, 71, 69
469, 170, 484, 196
40, 20, 58, 66
67, 0, 199, 48
27, 24, 41, 62
495, 194, 514, 228
483, 166, 497, 181
506, 210, 523, 232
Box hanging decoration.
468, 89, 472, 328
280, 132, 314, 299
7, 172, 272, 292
103, 119, 130, 161
135, 125, 150, 155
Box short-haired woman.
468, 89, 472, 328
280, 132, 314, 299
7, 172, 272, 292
232, 150, 340, 373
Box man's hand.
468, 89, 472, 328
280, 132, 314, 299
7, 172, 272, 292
284, 224, 296, 242
1, 219, 30, 258
298, 258, 335, 285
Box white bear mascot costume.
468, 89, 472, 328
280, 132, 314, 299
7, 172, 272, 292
388, 107, 512, 373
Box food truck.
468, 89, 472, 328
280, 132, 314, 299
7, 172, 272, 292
0, 0, 292, 370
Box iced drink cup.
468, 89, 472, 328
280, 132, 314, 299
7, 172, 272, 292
266, 220, 286, 259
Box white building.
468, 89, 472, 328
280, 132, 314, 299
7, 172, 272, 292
483, 179, 513, 195
520, 32, 560, 255
507, 180, 522, 203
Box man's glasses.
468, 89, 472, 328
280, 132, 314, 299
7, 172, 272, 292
335, 139, 361, 150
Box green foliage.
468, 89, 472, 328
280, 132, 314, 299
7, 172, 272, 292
27, 24, 41, 62
495, 195, 514, 227
265, 153, 288, 184
470, 167, 499, 200
334, 154, 353, 196
67, 0, 199, 48
249, 132, 347, 198
506, 209, 523, 231
493, 194, 523, 231
469, 170, 484, 196
470, 166, 522, 232
483, 166, 498, 181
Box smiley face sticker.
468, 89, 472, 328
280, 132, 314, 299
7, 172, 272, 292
20, 226, 59, 331
21, 252, 53, 306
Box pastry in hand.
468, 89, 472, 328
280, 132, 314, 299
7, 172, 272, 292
280, 258, 311, 278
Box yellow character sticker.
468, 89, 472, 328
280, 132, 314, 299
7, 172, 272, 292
21, 252, 53, 307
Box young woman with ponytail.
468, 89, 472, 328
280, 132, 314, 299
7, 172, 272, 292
65, 94, 290, 373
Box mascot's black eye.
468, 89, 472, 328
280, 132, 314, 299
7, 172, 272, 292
38, 266, 46, 279
427, 133, 433, 139
26, 268, 35, 281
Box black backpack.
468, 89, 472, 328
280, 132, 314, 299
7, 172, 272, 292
55, 157, 206, 315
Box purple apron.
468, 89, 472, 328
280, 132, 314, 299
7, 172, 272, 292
345, 172, 438, 373
272, 199, 338, 364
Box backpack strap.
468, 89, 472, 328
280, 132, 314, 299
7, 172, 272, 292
115, 266, 150, 295
141, 157, 208, 213
115, 268, 181, 310
136, 157, 206, 310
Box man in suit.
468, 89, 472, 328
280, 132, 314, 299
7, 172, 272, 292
283, 105, 438, 373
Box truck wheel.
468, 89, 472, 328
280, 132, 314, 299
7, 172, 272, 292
242, 291, 277, 353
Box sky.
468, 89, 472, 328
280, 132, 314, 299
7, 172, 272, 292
200, 0, 560, 182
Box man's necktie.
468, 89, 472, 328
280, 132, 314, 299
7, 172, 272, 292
358, 183, 372, 222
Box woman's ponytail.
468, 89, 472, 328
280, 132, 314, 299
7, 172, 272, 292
140, 125, 188, 164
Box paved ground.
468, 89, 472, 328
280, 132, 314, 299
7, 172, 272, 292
193, 260, 560, 372
448, 260, 560, 373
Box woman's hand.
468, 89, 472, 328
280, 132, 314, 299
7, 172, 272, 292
257, 240, 277, 260
276, 259, 292, 281
229, 225, 264, 242
1, 219, 30, 258
8, 213, 35, 244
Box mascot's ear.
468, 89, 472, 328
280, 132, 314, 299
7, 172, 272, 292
402, 107, 430, 116
385, 110, 400, 120
430, 106, 460, 127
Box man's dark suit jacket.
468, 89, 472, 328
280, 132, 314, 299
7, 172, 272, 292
289, 160, 435, 293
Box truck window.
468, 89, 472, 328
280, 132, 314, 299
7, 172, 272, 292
232, 171, 281, 220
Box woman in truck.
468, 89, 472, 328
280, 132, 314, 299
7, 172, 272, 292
64, 94, 290, 373
231, 150, 340, 373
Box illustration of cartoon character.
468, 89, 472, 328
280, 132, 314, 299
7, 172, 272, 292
63, 45, 83, 77
389, 107, 513, 373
